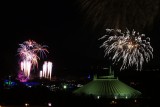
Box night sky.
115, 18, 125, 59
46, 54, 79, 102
1, 0, 160, 78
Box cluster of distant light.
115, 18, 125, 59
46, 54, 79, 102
17, 40, 49, 80
40, 61, 53, 80
99, 28, 153, 71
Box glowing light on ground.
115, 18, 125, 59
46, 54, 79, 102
99, 28, 153, 71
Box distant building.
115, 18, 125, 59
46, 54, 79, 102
73, 67, 141, 99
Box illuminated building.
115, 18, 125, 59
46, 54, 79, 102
73, 67, 141, 99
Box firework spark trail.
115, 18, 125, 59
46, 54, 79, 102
40, 61, 53, 80
43, 61, 47, 78
99, 28, 153, 71
18, 39, 49, 79
40, 70, 43, 78
76, 0, 160, 31
48, 61, 53, 80
20, 60, 31, 78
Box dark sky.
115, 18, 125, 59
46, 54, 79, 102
0, 0, 160, 77
0, 0, 97, 77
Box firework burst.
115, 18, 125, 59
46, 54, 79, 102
17, 39, 49, 80
99, 28, 153, 71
